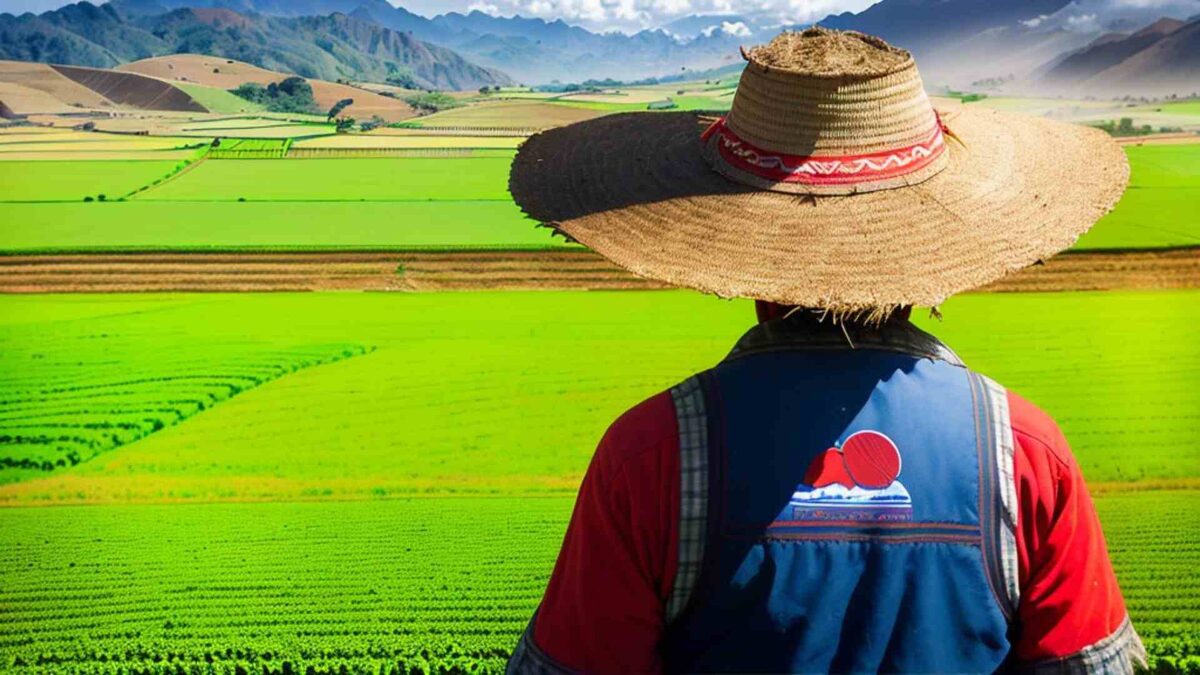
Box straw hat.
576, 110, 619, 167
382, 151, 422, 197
509, 28, 1129, 317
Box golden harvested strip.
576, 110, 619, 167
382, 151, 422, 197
0, 137, 203, 152
177, 125, 330, 138
293, 134, 523, 149
0, 126, 69, 135
558, 90, 670, 104
0, 60, 113, 109
413, 100, 607, 129
0, 249, 1195, 294
1116, 133, 1200, 146
0, 82, 76, 115
373, 126, 530, 137
0, 150, 200, 161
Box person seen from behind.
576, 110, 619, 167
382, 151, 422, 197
504, 28, 1144, 674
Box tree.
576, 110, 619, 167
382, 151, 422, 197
229, 78, 316, 114
402, 92, 460, 114
359, 115, 386, 132
327, 98, 354, 122
385, 66, 419, 90
334, 116, 356, 133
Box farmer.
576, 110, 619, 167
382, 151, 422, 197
505, 28, 1144, 674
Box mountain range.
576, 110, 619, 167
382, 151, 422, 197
811, 0, 1200, 94
0, 1, 511, 89
1, 0, 1197, 95
94, 0, 746, 84
1032, 17, 1200, 96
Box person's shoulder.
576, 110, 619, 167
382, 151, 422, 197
1005, 387, 1075, 471
592, 389, 680, 476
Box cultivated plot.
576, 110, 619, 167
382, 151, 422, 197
138, 156, 517, 201
293, 134, 524, 149
409, 101, 607, 129
1, 492, 1186, 674
1, 290, 1194, 504
1076, 144, 1200, 249
0, 129, 205, 160
174, 82, 266, 114
0, 201, 557, 251
0, 160, 185, 201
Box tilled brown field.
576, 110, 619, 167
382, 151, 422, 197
51, 65, 205, 113
0, 248, 1196, 294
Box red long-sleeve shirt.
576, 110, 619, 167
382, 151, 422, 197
527, 310, 1136, 672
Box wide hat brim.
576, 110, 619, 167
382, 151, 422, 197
509, 106, 1129, 313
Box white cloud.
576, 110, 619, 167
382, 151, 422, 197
1021, 14, 1050, 28
397, 0, 877, 33
700, 20, 753, 37
1065, 12, 1100, 30
467, 2, 502, 14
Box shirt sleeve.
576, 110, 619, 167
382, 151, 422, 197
508, 391, 680, 674
1007, 391, 1147, 671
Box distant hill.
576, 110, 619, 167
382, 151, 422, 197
817, 0, 1075, 57
1041, 18, 1186, 82
95, 0, 745, 84
1045, 17, 1200, 96
0, 1, 512, 90
807, 0, 1200, 94
117, 54, 418, 121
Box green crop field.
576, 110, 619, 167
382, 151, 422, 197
175, 82, 266, 114
292, 134, 525, 149
0, 492, 1187, 675
0, 201, 560, 251
1, 493, 1185, 674
1076, 144, 1200, 249
140, 157, 516, 201
1, 140, 1194, 252
0, 160, 184, 201
0, 498, 570, 674
1, 291, 1195, 504
0, 290, 1196, 672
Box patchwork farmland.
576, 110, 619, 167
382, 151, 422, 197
1, 61, 1199, 674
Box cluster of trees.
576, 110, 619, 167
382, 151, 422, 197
386, 73, 420, 90
1094, 117, 1185, 137
537, 76, 664, 93
403, 92, 460, 114
229, 77, 317, 114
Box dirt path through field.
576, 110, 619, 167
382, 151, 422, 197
1, 248, 1196, 294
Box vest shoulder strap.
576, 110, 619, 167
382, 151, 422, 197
972, 372, 1021, 615
666, 373, 712, 623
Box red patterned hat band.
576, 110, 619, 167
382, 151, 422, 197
700, 113, 951, 195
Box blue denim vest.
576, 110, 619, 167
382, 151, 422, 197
661, 316, 1019, 673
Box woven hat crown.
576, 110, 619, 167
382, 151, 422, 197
704, 27, 949, 195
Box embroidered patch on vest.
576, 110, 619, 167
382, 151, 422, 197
785, 431, 913, 523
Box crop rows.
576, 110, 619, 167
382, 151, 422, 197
0, 498, 569, 674
207, 139, 291, 160
0, 312, 369, 477
0, 291, 1194, 504
1095, 491, 1200, 672
0, 492, 1194, 673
